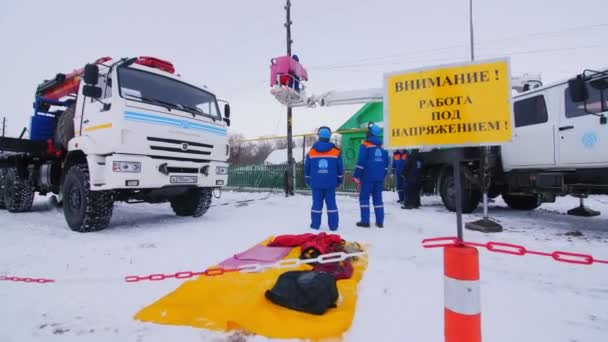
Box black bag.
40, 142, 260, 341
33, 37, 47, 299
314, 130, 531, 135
265, 271, 339, 315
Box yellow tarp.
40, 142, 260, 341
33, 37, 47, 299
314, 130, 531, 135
135, 241, 368, 340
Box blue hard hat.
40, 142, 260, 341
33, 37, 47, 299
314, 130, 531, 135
318, 127, 331, 139
368, 124, 381, 137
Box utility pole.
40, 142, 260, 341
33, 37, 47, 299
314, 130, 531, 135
1, 117, 5, 137
469, 0, 475, 62
284, 0, 295, 196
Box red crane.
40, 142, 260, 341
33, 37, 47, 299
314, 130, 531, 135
36, 57, 112, 100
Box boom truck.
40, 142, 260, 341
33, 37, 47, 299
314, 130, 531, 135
270, 56, 608, 215
0, 56, 231, 232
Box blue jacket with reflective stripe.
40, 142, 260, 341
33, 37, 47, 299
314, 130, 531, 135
304, 141, 344, 189
391, 150, 408, 175
353, 137, 389, 182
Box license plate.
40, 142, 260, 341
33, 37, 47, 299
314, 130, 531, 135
170, 176, 198, 184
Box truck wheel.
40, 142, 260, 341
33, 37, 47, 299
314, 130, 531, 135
3, 168, 35, 213
0, 168, 6, 209
440, 167, 481, 214
502, 194, 541, 211
170, 188, 213, 217
55, 105, 75, 150
63, 164, 114, 232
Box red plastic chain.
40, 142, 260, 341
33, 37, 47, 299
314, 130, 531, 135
485, 242, 527, 256
124, 267, 240, 283
0, 275, 55, 284
422, 236, 608, 266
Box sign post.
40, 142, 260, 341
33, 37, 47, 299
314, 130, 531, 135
383, 58, 513, 237
384, 59, 513, 342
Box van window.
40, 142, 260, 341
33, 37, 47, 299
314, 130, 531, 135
565, 84, 608, 118
514, 95, 548, 127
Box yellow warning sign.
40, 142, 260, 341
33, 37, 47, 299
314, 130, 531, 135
383, 58, 513, 148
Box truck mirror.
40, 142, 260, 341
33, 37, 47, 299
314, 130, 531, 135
568, 75, 588, 102
83, 85, 102, 99
590, 77, 608, 90
224, 103, 231, 118
224, 118, 231, 127
83, 64, 99, 85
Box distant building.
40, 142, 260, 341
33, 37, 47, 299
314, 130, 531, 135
264, 148, 305, 165
338, 103, 383, 170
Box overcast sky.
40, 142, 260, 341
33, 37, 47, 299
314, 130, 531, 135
1, 0, 607, 139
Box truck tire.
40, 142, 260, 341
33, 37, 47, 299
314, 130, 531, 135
63, 164, 114, 232
3, 167, 35, 213
55, 105, 75, 150
0, 168, 6, 209
502, 193, 541, 211
439, 167, 481, 214
170, 188, 212, 217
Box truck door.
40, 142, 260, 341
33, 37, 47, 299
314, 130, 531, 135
76, 72, 113, 137
502, 94, 556, 169
558, 85, 608, 166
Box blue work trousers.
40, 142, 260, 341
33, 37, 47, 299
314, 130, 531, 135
311, 188, 338, 230
359, 181, 384, 225
396, 175, 405, 202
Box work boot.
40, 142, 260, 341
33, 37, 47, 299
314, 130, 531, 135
376, 223, 384, 228
401, 204, 415, 209
356, 222, 370, 228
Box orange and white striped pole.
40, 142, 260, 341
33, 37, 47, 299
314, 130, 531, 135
444, 244, 481, 342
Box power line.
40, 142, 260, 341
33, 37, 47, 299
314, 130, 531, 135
308, 22, 608, 70
314, 43, 605, 73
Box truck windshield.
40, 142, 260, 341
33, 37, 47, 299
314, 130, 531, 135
118, 67, 220, 120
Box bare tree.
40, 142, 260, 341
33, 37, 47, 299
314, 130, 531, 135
274, 138, 288, 150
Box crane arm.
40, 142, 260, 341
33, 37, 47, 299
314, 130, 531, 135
277, 74, 542, 108
36, 57, 112, 100
307, 88, 383, 107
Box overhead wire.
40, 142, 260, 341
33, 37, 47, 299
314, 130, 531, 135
314, 44, 605, 74
308, 22, 608, 70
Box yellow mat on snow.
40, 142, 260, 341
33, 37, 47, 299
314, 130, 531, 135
135, 240, 368, 340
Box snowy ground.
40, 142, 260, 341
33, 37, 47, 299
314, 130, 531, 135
1, 191, 607, 342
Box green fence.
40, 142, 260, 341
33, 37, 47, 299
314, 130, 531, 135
228, 162, 396, 193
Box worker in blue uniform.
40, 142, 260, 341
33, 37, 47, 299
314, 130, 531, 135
353, 123, 389, 228
304, 127, 344, 230
391, 149, 408, 203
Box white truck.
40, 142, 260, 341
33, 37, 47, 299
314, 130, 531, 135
272, 64, 608, 215
0, 56, 231, 232
421, 69, 608, 214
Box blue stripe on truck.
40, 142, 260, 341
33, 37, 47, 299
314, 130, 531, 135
124, 111, 227, 136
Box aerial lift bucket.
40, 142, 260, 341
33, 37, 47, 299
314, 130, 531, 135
270, 78, 309, 107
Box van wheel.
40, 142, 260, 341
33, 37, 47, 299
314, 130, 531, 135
0, 168, 6, 209
170, 188, 213, 217
55, 105, 75, 150
63, 164, 114, 232
502, 194, 541, 211
439, 166, 481, 214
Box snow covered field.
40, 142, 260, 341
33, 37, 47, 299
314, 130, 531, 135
1, 191, 607, 342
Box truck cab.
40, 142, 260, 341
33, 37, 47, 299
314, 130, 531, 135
502, 72, 608, 171
72, 57, 230, 192
0, 56, 232, 232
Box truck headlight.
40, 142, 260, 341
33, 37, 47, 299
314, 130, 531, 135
216, 166, 228, 175
113, 161, 142, 173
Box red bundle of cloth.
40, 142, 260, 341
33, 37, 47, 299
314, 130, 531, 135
268, 233, 354, 280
